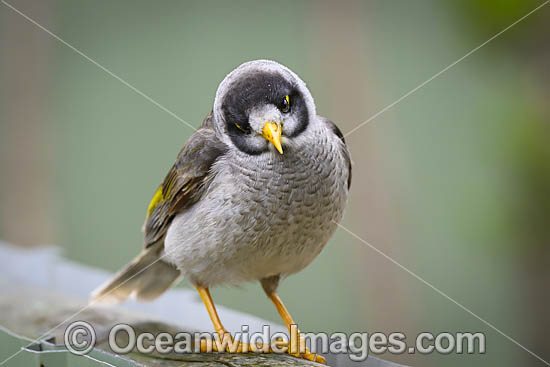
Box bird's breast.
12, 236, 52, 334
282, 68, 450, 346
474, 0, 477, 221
220, 138, 349, 253
165, 135, 349, 285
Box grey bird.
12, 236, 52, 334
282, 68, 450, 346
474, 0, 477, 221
92, 60, 351, 363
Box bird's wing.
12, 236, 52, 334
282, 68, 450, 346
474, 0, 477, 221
320, 117, 352, 190
143, 112, 227, 247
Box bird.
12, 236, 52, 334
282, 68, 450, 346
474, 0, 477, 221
91, 60, 351, 363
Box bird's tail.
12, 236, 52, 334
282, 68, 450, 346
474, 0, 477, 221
90, 242, 181, 304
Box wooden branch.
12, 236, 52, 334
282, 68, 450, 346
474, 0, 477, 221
0, 284, 327, 366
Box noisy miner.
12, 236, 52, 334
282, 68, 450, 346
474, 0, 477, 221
92, 60, 352, 363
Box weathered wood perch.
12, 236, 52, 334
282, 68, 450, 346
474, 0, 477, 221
0, 285, 324, 366
0, 242, 404, 367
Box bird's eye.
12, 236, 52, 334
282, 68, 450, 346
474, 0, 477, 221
234, 122, 251, 134
281, 95, 290, 113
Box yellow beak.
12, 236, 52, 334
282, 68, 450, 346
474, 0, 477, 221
262, 121, 283, 154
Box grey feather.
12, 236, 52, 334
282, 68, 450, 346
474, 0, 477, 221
165, 112, 351, 286
91, 60, 351, 303
90, 241, 181, 303
143, 113, 227, 246
321, 117, 352, 190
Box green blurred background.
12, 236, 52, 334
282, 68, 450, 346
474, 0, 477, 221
1, 1, 549, 366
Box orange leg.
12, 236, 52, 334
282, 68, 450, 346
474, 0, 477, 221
267, 291, 327, 364
196, 286, 228, 334
196, 286, 268, 354
267, 292, 297, 329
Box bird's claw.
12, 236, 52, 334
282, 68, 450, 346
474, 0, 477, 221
273, 337, 326, 364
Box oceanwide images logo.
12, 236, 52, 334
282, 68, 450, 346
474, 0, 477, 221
64, 321, 486, 361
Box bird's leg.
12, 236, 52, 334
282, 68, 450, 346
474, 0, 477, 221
196, 286, 235, 352
267, 292, 327, 364
195, 286, 269, 354
261, 277, 327, 364
196, 286, 229, 334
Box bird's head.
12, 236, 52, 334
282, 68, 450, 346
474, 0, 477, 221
213, 60, 317, 155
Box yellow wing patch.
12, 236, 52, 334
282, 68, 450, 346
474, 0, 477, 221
146, 186, 164, 218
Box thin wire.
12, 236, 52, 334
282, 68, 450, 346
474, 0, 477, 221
334, 221, 550, 366
0, 241, 187, 366
1, 0, 197, 132
343, 1, 549, 138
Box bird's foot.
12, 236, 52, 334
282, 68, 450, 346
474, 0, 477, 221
273, 336, 326, 364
